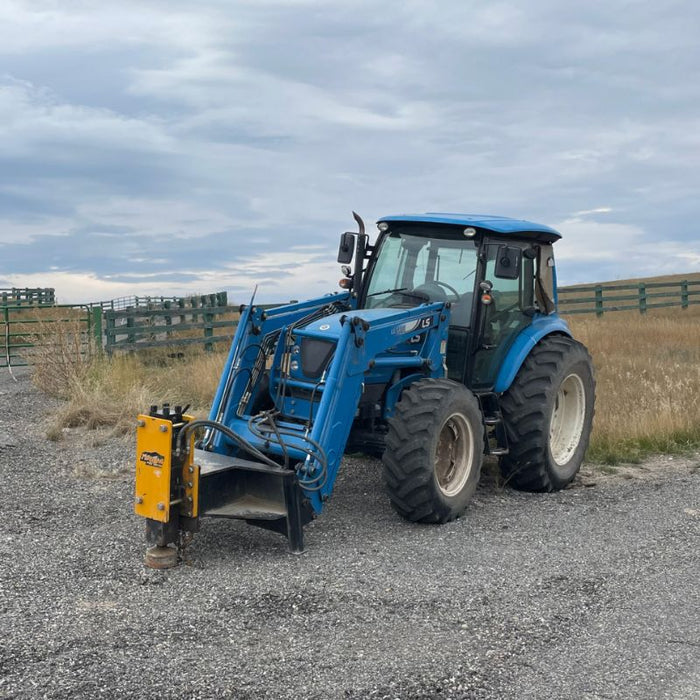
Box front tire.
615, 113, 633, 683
382, 379, 484, 523
500, 335, 595, 491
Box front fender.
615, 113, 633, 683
493, 314, 572, 394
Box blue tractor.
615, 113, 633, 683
134, 212, 595, 567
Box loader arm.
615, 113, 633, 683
208, 300, 450, 514
207, 292, 355, 433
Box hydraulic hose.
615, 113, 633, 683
247, 412, 329, 491
176, 419, 280, 470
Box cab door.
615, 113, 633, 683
469, 241, 536, 390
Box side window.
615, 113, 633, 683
486, 248, 535, 312
471, 243, 535, 388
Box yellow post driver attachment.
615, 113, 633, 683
134, 405, 199, 568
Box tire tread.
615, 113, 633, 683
500, 335, 595, 492
382, 378, 484, 523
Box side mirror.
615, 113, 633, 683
494, 245, 521, 280
338, 232, 355, 264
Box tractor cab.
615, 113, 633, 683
344, 214, 560, 392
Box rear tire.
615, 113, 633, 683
499, 335, 595, 491
382, 379, 484, 523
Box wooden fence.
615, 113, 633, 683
558, 279, 700, 316
3, 279, 699, 367
90, 292, 228, 312
100, 296, 239, 354
0, 287, 55, 307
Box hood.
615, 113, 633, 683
300, 307, 421, 340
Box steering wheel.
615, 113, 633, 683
432, 280, 461, 302
413, 280, 461, 303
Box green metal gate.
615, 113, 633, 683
0, 305, 94, 368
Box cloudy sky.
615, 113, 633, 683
0, 1, 698, 304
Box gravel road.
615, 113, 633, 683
1, 367, 698, 699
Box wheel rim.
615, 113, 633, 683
549, 373, 586, 466
435, 412, 474, 497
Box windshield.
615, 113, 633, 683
364, 229, 479, 327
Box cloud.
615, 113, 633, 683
555, 219, 642, 263
0, 1, 698, 302
0, 77, 173, 157
555, 216, 700, 284
2, 249, 341, 305
0, 214, 74, 245
573, 207, 613, 217
0, 2, 229, 55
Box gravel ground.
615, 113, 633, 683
0, 367, 698, 699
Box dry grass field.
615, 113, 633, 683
38, 350, 227, 439
567, 304, 700, 463
25, 275, 700, 465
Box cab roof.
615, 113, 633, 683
377, 213, 561, 242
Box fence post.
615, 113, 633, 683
638, 283, 647, 314
105, 313, 115, 356
126, 315, 135, 345
681, 280, 689, 309
1, 306, 7, 367
90, 307, 103, 354
164, 300, 172, 339
204, 310, 214, 352
594, 286, 604, 317
178, 298, 186, 326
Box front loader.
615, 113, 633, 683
134, 212, 595, 567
